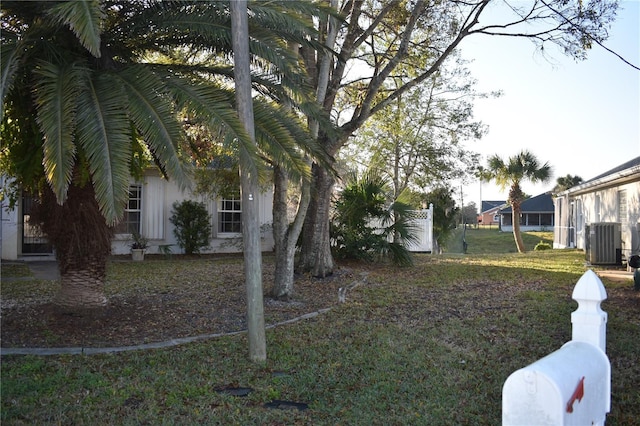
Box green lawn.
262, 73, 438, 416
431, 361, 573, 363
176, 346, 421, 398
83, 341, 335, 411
445, 227, 554, 254
2, 250, 638, 424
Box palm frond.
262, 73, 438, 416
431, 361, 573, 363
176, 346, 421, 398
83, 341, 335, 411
0, 35, 22, 119
46, 0, 104, 58
388, 201, 421, 246
252, 100, 311, 181
114, 65, 191, 189
75, 72, 132, 224
123, 1, 317, 97
248, 0, 341, 52
164, 75, 263, 181
33, 61, 82, 203
125, 1, 232, 55
256, 100, 335, 175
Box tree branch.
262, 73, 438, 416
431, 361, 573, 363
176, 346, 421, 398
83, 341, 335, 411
540, 0, 639, 71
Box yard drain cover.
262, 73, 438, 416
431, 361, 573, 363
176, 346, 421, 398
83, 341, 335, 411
215, 386, 253, 397
264, 400, 309, 411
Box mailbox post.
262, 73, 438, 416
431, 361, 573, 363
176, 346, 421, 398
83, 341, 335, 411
502, 270, 611, 425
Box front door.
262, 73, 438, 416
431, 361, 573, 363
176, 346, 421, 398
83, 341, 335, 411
21, 193, 53, 254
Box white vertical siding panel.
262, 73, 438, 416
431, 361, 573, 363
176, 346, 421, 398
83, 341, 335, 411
201, 195, 217, 238
143, 177, 165, 239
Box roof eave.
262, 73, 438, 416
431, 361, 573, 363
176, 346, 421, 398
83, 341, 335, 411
560, 166, 640, 196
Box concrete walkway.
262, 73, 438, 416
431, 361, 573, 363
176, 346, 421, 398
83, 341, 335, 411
26, 260, 60, 280
597, 269, 634, 282
1, 259, 59, 282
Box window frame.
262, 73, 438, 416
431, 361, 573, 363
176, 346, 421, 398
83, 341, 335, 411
217, 196, 242, 235
114, 184, 143, 236
618, 190, 628, 223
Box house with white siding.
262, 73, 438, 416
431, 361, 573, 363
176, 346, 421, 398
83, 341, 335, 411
1, 170, 274, 260
553, 156, 640, 262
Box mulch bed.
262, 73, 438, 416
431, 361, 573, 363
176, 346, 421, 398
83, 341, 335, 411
1, 263, 360, 349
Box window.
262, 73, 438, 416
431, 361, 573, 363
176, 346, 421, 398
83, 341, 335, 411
218, 196, 242, 233
618, 190, 628, 223
540, 213, 553, 226
114, 185, 142, 234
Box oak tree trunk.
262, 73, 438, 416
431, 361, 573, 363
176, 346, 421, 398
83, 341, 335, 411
272, 166, 294, 299
298, 163, 335, 277
271, 166, 311, 299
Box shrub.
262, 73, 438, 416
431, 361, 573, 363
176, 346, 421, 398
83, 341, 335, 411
331, 171, 417, 266
169, 200, 211, 255
534, 240, 552, 251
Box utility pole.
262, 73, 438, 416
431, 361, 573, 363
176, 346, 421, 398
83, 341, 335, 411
230, 0, 266, 362
461, 186, 467, 253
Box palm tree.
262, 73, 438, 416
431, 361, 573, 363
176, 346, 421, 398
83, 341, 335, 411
553, 174, 583, 194
332, 170, 419, 266
485, 150, 552, 253
1, 0, 328, 311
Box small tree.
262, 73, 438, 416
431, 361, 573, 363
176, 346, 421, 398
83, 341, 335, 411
484, 150, 552, 253
553, 174, 583, 195
422, 187, 459, 253
461, 202, 479, 227
170, 200, 211, 255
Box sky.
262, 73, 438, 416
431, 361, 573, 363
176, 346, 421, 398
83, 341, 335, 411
458, 0, 640, 210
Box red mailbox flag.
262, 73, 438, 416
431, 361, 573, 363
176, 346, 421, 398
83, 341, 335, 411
566, 376, 585, 413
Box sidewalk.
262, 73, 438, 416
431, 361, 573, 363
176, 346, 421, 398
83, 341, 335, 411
596, 269, 635, 282
1, 259, 59, 282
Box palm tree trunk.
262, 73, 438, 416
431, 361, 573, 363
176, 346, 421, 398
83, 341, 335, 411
55, 254, 108, 308
512, 204, 526, 253
33, 181, 112, 311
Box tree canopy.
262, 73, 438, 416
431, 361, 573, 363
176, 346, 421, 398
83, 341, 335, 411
553, 174, 584, 194
1, 0, 330, 224
341, 52, 492, 199
0, 0, 332, 310
298, 0, 619, 276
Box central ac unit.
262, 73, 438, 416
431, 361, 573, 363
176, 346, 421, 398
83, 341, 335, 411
585, 222, 622, 265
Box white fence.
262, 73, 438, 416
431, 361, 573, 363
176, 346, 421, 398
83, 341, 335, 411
502, 270, 610, 425
368, 204, 434, 253
407, 205, 434, 253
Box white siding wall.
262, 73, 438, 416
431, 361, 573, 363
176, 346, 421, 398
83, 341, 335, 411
111, 174, 275, 255
0, 177, 20, 260
142, 175, 165, 239
570, 181, 640, 254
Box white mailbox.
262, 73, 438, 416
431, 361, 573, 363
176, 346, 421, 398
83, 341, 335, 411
503, 341, 611, 425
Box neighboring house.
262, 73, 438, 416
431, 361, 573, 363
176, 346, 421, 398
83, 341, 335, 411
478, 200, 507, 227
554, 156, 640, 259
499, 193, 555, 232
1, 170, 275, 260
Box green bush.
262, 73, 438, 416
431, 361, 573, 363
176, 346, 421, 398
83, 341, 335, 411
169, 200, 211, 255
331, 171, 417, 266
534, 240, 552, 251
